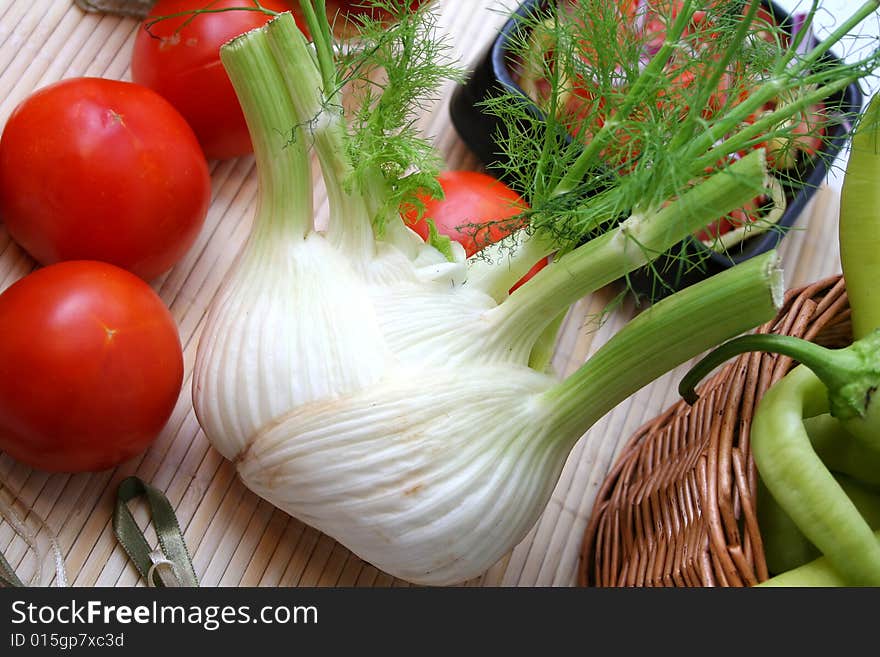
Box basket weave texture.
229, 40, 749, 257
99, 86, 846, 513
579, 274, 852, 587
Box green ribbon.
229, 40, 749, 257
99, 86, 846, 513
0, 550, 24, 588
113, 476, 198, 588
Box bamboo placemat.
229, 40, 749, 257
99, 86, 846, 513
0, 0, 844, 587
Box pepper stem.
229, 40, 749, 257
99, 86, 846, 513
681, 334, 844, 402
679, 331, 880, 422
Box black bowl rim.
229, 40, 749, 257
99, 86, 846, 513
486, 0, 864, 268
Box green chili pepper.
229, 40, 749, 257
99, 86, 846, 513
761, 474, 880, 586
760, 472, 880, 576
758, 478, 820, 575
805, 413, 880, 486
840, 91, 880, 341
761, 415, 880, 575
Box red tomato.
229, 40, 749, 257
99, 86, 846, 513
0, 261, 184, 473
0, 77, 210, 281
132, 0, 299, 160
404, 170, 548, 292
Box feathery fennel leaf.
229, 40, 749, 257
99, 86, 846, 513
335, 0, 465, 233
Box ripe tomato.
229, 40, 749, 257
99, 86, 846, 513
131, 0, 301, 160
0, 261, 184, 473
404, 170, 548, 292
0, 77, 210, 282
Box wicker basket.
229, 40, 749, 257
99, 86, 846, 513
578, 275, 852, 587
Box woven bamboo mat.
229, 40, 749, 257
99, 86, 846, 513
0, 0, 844, 587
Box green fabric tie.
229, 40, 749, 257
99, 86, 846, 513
113, 476, 198, 588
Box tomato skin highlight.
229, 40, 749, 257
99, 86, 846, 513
0, 77, 210, 281
132, 0, 299, 160
0, 261, 184, 473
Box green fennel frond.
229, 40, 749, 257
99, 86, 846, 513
334, 0, 465, 234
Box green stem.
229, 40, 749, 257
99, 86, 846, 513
679, 334, 853, 405
752, 365, 880, 586
264, 12, 376, 258
771, 0, 821, 76
261, 13, 325, 124
313, 121, 375, 258
840, 94, 880, 339
792, 64, 871, 91
694, 76, 860, 172
489, 149, 768, 355
667, 0, 764, 154
220, 19, 314, 243
295, 0, 339, 102
549, 0, 697, 198
790, 0, 880, 77
530, 11, 564, 201
682, 0, 880, 169
680, 330, 880, 422
550, 0, 878, 198
528, 308, 568, 372
544, 249, 783, 439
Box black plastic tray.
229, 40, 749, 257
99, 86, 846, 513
449, 0, 863, 299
